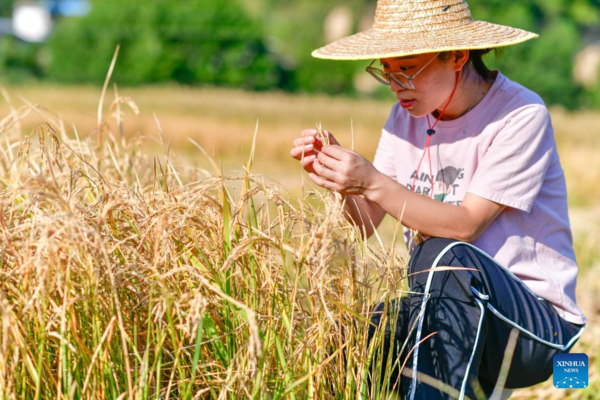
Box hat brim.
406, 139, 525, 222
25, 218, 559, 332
312, 20, 538, 61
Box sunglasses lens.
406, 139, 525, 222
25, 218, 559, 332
367, 68, 390, 85
391, 75, 414, 90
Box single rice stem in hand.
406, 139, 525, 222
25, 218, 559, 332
316, 122, 330, 146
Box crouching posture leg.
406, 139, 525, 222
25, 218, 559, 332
368, 238, 585, 399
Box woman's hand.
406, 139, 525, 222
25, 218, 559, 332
290, 128, 340, 174
309, 144, 384, 198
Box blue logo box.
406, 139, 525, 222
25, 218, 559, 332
553, 353, 588, 389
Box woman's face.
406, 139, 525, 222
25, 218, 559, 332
380, 52, 465, 118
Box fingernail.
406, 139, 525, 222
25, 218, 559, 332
306, 144, 313, 150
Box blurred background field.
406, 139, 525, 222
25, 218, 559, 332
0, 0, 599, 398
1, 0, 600, 108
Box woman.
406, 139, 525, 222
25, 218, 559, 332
289, 0, 586, 399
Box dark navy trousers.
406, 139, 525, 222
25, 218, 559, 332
368, 238, 585, 399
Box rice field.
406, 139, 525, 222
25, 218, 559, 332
0, 84, 598, 399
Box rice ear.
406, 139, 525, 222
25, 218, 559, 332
316, 122, 330, 146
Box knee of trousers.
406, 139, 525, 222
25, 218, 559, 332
407, 238, 487, 297
408, 237, 460, 277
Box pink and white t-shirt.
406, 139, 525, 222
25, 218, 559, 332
373, 71, 586, 325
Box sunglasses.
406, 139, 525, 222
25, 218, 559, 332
366, 53, 440, 90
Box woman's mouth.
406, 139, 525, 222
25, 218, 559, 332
400, 99, 416, 109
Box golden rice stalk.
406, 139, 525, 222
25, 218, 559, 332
316, 122, 330, 146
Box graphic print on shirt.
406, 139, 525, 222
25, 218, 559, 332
433, 166, 463, 202
406, 166, 465, 205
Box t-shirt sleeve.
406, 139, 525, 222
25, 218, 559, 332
467, 104, 555, 213
372, 105, 399, 181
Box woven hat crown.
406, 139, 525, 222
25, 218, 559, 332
372, 0, 473, 33
312, 0, 538, 60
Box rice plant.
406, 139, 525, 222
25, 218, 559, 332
0, 87, 414, 399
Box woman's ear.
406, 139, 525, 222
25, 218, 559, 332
451, 50, 470, 72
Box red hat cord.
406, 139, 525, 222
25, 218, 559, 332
411, 70, 462, 197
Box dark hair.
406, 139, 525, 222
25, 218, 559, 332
438, 49, 501, 80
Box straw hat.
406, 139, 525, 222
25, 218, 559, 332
312, 0, 538, 60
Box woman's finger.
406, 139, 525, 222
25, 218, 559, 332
290, 145, 315, 159
313, 158, 342, 183
301, 154, 316, 168
293, 135, 315, 147
317, 151, 345, 172
301, 129, 317, 138
308, 172, 344, 192
322, 145, 351, 161
294, 143, 314, 155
